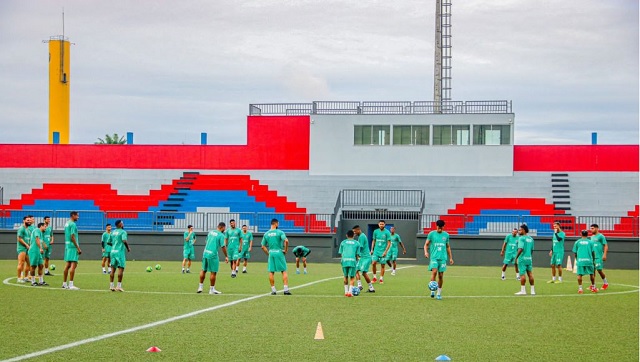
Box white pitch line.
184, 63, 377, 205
0, 277, 335, 362
2, 266, 416, 362
282, 289, 639, 299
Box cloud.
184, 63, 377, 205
0, 0, 637, 145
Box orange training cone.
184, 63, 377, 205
146, 346, 162, 352
314, 322, 324, 340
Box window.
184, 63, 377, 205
393, 125, 430, 145
354, 125, 390, 145
433, 125, 470, 145
473, 125, 511, 145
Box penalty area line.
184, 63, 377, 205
0, 274, 351, 362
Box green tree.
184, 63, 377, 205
95, 133, 126, 144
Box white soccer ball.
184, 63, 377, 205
428, 281, 438, 291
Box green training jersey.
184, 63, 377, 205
552, 231, 565, 253
110, 228, 128, 253
17, 225, 31, 249
241, 231, 253, 248
572, 238, 595, 267
372, 228, 392, 254
225, 227, 242, 249
183, 231, 196, 249
517, 235, 534, 264
591, 233, 607, 259
64, 220, 79, 248
31, 229, 44, 248
504, 233, 518, 255
261, 229, 287, 251
101, 232, 112, 248
204, 230, 225, 257
43, 226, 53, 246
339, 239, 360, 267
357, 233, 371, 259
426, 230, 450, 261
390, 233, 402, 251
292, 245, 309, 256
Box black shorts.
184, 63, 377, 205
294, 250, 311, 258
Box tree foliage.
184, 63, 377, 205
95, 133, 126, 145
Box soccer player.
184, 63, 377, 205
338, 230, 360, 297
547, 221, 565, 283
101, 224, 112, 274
16, 216, 31, 283
424, 219, 454, 300
261, 218, 291, 295
28, 222, 48, 286
371, 220, 392, 284
62, 211, 82, 290
353, 225, 375, 293
239, 224, 253, 273
225, 219, 242, 277
500, 228, 519, 280
182, 225, 196, 274
43, 216, 55, 276
292, 245, 311, 274
109, 220, 131, 292
573, 230, 596, 294
590, 224, 609, 290
515, 224, 535, 295
198, 222, 229, 294
387, 227, 406, 276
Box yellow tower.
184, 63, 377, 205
48, 35, 70, 144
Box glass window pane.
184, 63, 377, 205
354, 125, 363, 145
433, 125, 450, 145
373, 125, 390, 145
485, 129, 501, 145
453, 125, 470, 145
393, 125, 411, 145
500, 125, 511, 145
413, 125, 429, 145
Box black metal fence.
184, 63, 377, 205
249, 100, 513, 116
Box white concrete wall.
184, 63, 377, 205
309, 113, 514, 176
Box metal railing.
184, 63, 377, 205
1, 210, 636, 237
249, 100, 513, 116
342, 189, 424, 209
0, 210, 334, 234
0, 186, 3, 205
420, 214, 639, 238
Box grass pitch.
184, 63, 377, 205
0, 260, 638, 361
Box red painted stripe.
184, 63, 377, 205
0, 116, 310, 170
514, 145, 639, 172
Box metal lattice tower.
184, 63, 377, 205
434, 0, 452, 106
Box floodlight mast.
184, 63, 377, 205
433, 0, 452, 112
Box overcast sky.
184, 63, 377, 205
0, 0, 637, 145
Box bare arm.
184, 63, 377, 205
123, 239, 131, 253
603, 244, 608, 261
283, 238, 289, 254
500, 242, 506, 256
383, 240, 391, 256
424, 239, 430, 258
71, 233, 81, 254
17, 236, 29, 249
447, 244, 454, 265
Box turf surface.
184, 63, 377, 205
0, 260, 637, 361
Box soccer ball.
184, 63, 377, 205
146, 266, 153, 273
351, 286, 360, 296
50, 264, 56, 271
155, 264, 161, 270
428, 281, 438, 291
